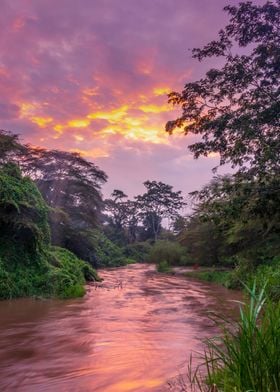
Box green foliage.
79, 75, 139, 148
0, 165, 99, 300
123, 241, 153, 262
66, 228, 127, 268
136, 180, 185, 241
187, 257, 280, 303
123, 258, 137, 265
185, 270, 230, 286
188, 284, 280, 392
49, 247, 100, 298
148, 240, 188, 266
179, 218, 225, 266
249, 260, 280, 301
226, 257, 280, 301
0, 163, 50, 248
0, 130, 26, 163
157, 260, 171, 273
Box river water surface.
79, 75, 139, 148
0, 264, 242, 391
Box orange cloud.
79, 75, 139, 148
138, 104, 172, 113
31, 116, 53, 128
153, 87, 171, 96
87, 105, 129, 122
67, 119, 90, 128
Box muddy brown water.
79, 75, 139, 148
0, 264, 242, 392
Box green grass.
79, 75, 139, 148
184, 270, 231, 286
187, 283, 280, 392
124, 258, 137, 265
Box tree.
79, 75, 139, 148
184, 173, 280, 266
105, 189, 128, 230
104, 190, 140, 244
0, 131, 108, 254
0, 130, 26, 164
136, 180, 185, 241
166, 1, 280, 177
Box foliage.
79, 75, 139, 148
185, 257, 280, 302
48, 247, 100, 298
157, 260, 171, 273
105, 189, 129, 230
0, 240, 100, 300
136, 180, 185, 241
0, 131, 108, 259
167, 1, 280, 177
0, 164, 99, 299
188, 284, 280, 392
0, 130, 26, 164
179, 173, 280, 273
123, 241, 153, 262
148, 240, 188, 266
185, 270, 230, 286
226, 257, 280, 301
104, 190, 139, 245
0, 163, 50, 250
179, 217, 225, 266
65, 228, 127, 268
104, 181, 185, 244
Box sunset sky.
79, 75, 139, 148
0, 0, 246, 198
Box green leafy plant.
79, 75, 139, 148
187, 283, 280, 392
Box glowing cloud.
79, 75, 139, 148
68, 119, 90, 128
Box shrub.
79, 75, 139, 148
185, 270, 230, 286
124, 258, 137, 265
65, 229, 126, 268
157, 260, 171, 273
148, 240, 187, 265
225, 257, 280, 300
123, 241, 153, 262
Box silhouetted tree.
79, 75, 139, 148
136, 180, 185, 241
167, 1, 280, 177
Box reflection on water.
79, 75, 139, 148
0, 264, 242, 391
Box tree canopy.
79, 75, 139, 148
136, 180, 185, 241
166, 1, 280, 177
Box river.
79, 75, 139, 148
0, 264, 242, 391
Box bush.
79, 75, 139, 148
65, 229, 127, 268
185, 270, 230, 286
123, 241, 152, 262
225, 257, 280, 300
148, 240, 188, 265
247, 258, 280, 301
157, 260, 171, 273
124, 258, 137, 265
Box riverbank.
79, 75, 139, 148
184, 268, 231, 286
181, 260, 280, 301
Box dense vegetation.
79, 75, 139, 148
0, 129, 186, 299
164, 0, 280, 298
166, 1, 279, 390
0, 163, 99, 299
187, 285, 280, 392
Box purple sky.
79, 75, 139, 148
0, 0, 250, 199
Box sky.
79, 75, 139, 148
0, 0, 245, 199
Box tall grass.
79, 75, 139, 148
187, 282, 280, 392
